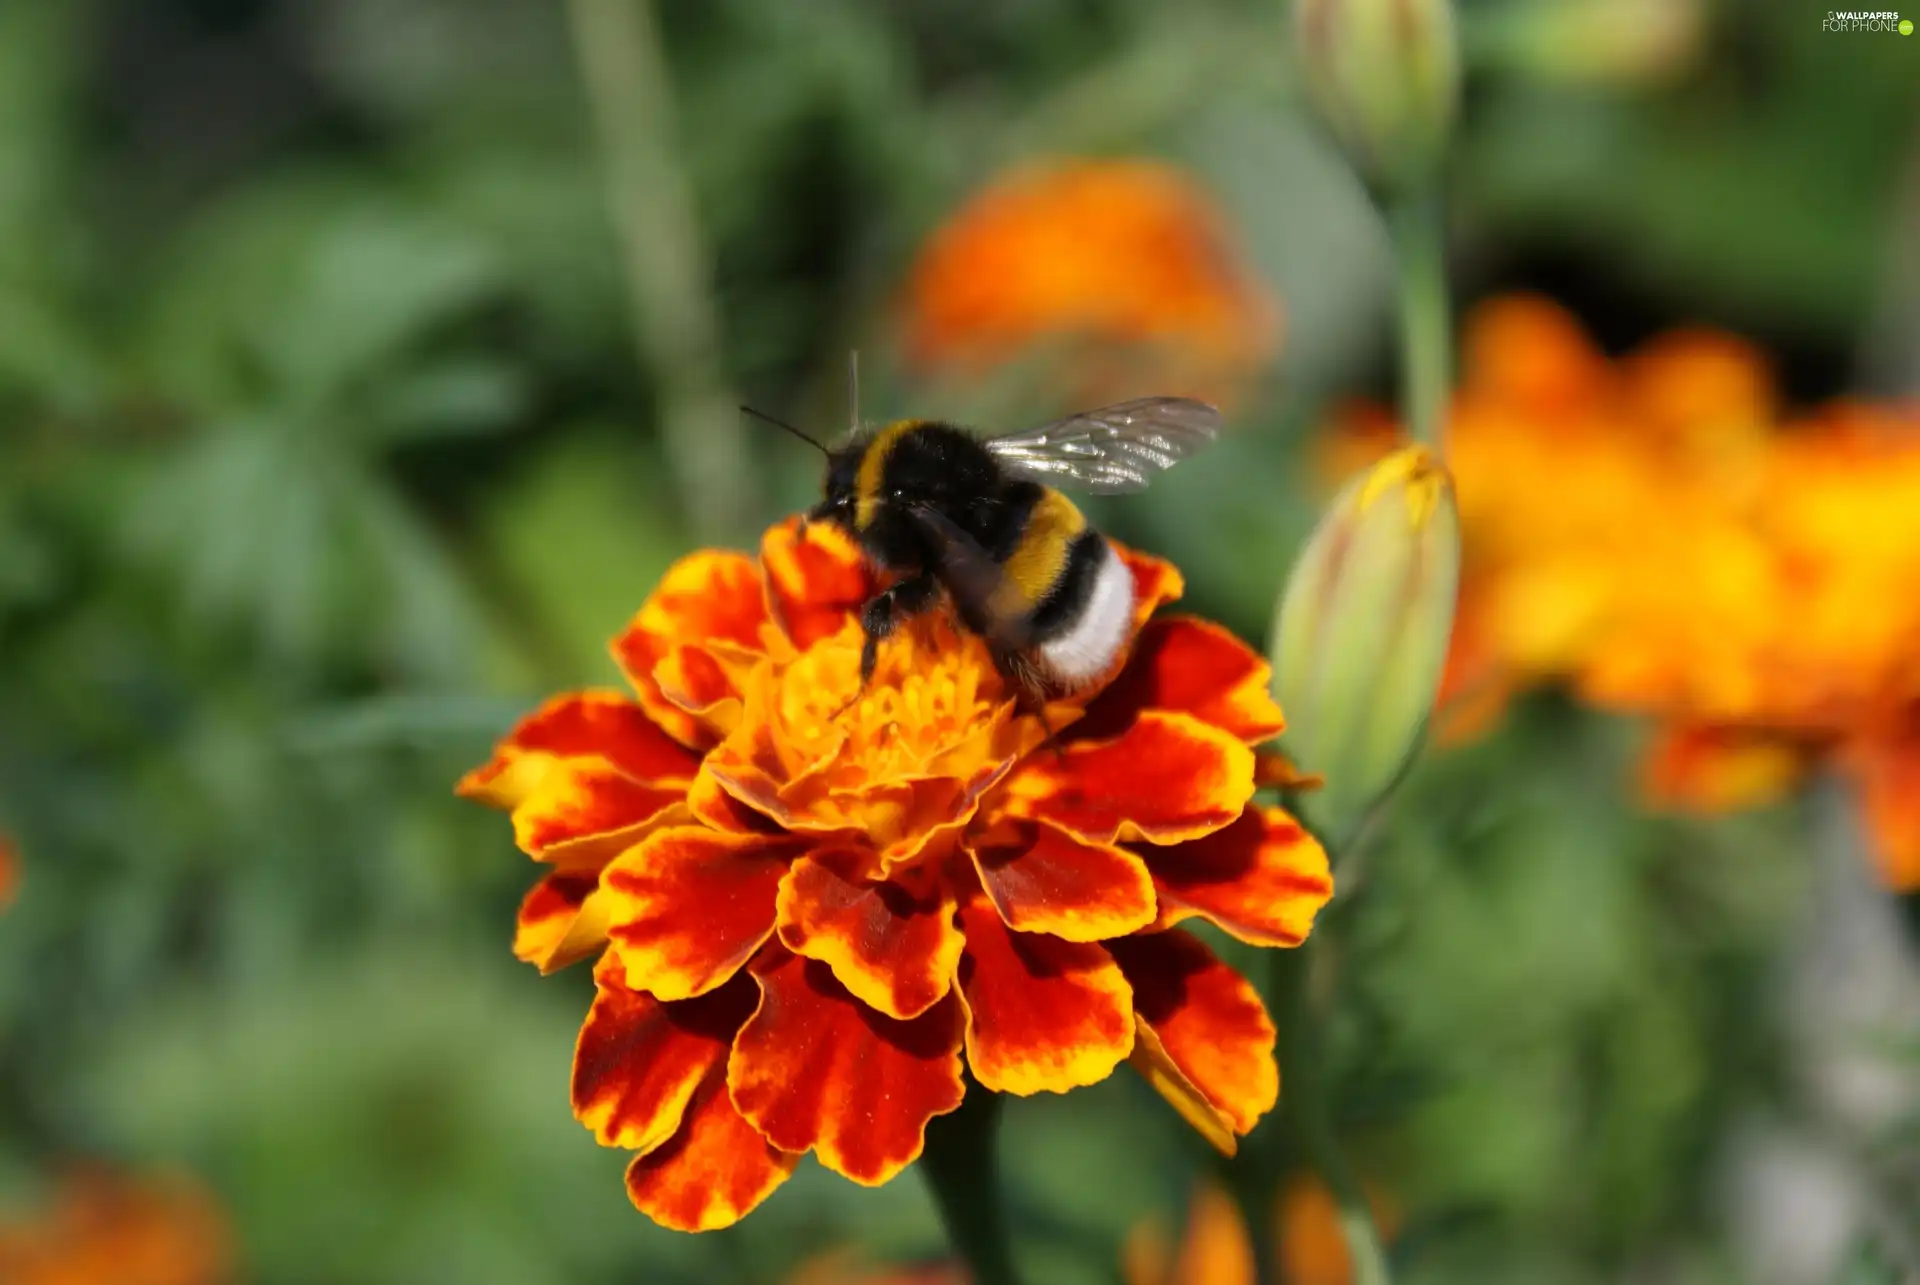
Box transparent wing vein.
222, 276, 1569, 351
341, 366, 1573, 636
984, 396, 1222, 493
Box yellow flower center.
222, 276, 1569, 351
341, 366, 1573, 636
772, 618, 1015, 787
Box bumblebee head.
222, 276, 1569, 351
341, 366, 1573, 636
809, 444, 865, 530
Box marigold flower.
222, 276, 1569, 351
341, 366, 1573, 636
1317, 294, 1920, 889
900, 160, 1280, 408
0, 1168, 233, 1285
460, 519, 1333, 1230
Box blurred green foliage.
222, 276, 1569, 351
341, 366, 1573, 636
1, 0, 1915, 1282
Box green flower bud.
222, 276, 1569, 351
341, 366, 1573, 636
1269, 445, 1460, 839
1293, 0, 1462, 192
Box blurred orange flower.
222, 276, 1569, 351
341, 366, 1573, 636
1322, 294, 1920, 889
0, 1168, 233, 1285
901, 160, 1281, 407
0, 834, 18, 911
460, 519, 1332, 1231
1123, 1176, 1396, 1285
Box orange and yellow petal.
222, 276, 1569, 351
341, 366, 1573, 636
687, 766, 785, 835
513, 872, 613, 973
1145, 807, 1333, 947
1640, 722, 1810, 813
625, 1068, 798, 1232
954, 896, 1135, 1095
728, 952, 966, 1185
457, 690, 699, 809
761, 518, 878, 650
1109, 930, 1277, 1151
612, 552, 770, 749
1077, 617, 1285, 744
775, 852, 965, 1020
572, 953, 755, 1151
604, 827, 803, 1000
1253, 750, 1324, 792
967, 819, 1156, 943
510, 762, 690, 867
1001, 711, 1254, 846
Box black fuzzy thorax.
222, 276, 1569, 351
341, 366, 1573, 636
823, 421, 1044, 574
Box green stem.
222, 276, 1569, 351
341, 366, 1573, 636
919, 1089, 1027, 1285
566, 0, 754, 541
1387, 191, 1452, 449
1268, 942, 1394, 1285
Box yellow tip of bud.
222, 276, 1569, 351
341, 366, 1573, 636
1269, 445, 1461, 840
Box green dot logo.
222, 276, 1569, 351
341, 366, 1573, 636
1902, 17, 1914, 32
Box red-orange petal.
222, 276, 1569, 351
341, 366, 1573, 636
728, 951, 966, 1185
775, 852, 964, 1020
1145, 807, 1332, 946
625, 1067, 798, 1231
612, 552, 770, 749
1000, 711, 1254, 846
513, 872, 612, 973
1114, 543, 1185, 632
458, 690, 698, 808
761, 517, 879, 650
604, 827, 803, 1000
954, 896, 1134, 1095
967, 819, 1156, 943
1109, 930, 1277, 1149
1076, 618, 1285, 744
572, 952, 755, 1152
511, 762, 689, 866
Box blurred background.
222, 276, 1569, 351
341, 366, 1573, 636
0, 0, 1915, 1282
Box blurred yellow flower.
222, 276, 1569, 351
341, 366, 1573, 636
1321, 294, 1920, 889
0, 1168, 233, 1285
901, 160, 1281, 408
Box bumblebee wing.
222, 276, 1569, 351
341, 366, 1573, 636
984, 396, 1222, 494
904, 504, 1034, 653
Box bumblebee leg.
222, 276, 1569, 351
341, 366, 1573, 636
995, 649, 1067, 763
836, 575, 940, 717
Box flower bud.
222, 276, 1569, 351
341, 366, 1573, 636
1293, 0, 1461, 192
1269, 445, 1460, 838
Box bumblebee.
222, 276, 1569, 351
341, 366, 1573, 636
758, 395, 1221, 706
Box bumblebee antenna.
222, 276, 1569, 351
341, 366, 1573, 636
740, 405, 828, 455
847, 350, 860, 436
